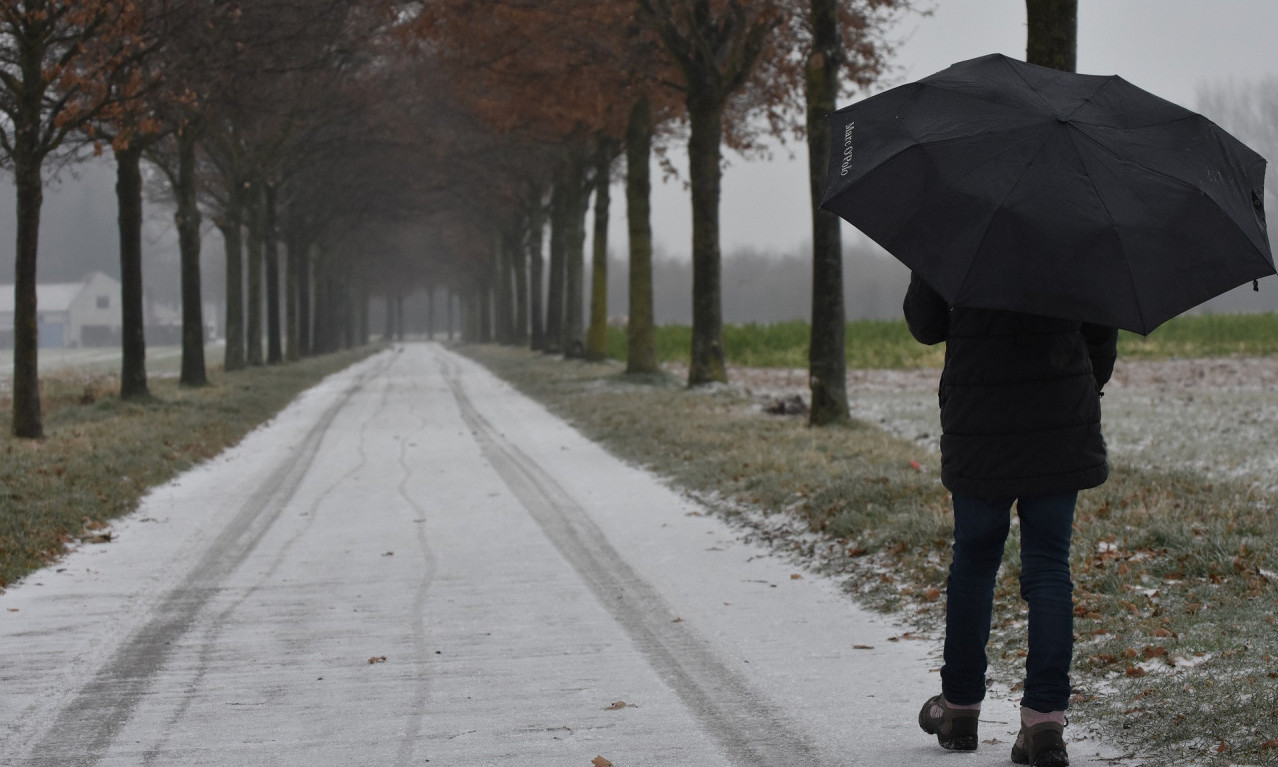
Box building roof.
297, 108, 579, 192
0, 272, 115, 314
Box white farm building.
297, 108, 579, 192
0, 271, 122, 349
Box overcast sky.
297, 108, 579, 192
649, 0, 1278, 258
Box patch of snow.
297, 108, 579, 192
710, 358, 1278, 493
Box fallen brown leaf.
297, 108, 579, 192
368, 656, 388, 664
592, 757, 613, 767
605, 701, 632, 710
853, 644, 874, 650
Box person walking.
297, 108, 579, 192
904, 272, 1117, 767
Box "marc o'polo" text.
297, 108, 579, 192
839, 121, 856, 176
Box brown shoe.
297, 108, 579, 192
1011, 720, 1069, 766
917, 694, 979, 751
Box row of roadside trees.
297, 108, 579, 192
404, 0, 912, 427
2, 1, 1078, 440
1, 1, 451, 438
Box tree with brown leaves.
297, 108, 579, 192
0, 0, 145, 437
796, 0, 905, 425
97, 0, 201, 400
634, 0, 906, 390
634, 0, 780, 386
404, 0, 637, 357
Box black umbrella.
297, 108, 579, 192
820, 53, 1275, 335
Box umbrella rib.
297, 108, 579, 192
953, 123, 1061, 308
1071, 116, 1272, 256
1001, 55, 1087, 116
1061, 126, 1150, 331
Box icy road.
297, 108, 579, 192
0, 344, 1128, 766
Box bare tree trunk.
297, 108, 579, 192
545, 178, 567, 354
448, 287, 456, 341
284, 218, 304, 362
341, 282, 355, 349
11, 150, 44, 438
493, 233, 512, 344
1026, 0, 1077, 71
426, 283, 435, 340
298, 242, 312, 356
245, 186, 264, 366
317, 269, 336, 354
806, 0, 849, 426
176, 127, 207, 388
625, 94, 658, 375
478, 268, 494, 343
528, 199, 546, 351
264, 183, 283, 364
686, 93, 727, 385
357, 287, 370, 346
499, 229, 524, 345
513, 229, 529, 344
221, 191, 246, 371
116, 144, 149, 400
563, 150, 590, 359
586, 140, 615, 360
310, 263, 327, 354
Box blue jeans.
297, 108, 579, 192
941, 492, 1076, 713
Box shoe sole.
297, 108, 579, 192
939, 733, 978, 751
1012, 743, 1069, 766
922, 717, 978, 751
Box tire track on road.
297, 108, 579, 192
16, 351, 396, 767
440, 353, 821, 767
390, 368, 439, 767
136, 360, 390, 766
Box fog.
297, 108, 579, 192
0, 160, 121, 284
2, 152, 1277, 338
600, 244, 912, 325
0, 158, 224, 324
0, 156, 914, 328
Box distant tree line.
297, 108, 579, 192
602, 244, 912, 325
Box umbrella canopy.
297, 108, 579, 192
820, 53, 1275, 335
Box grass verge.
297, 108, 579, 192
0, 346, 382, 588
606, 313, 1278, 369
462, 344, 1278, 767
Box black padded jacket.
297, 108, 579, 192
903, 273, 1118, 498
